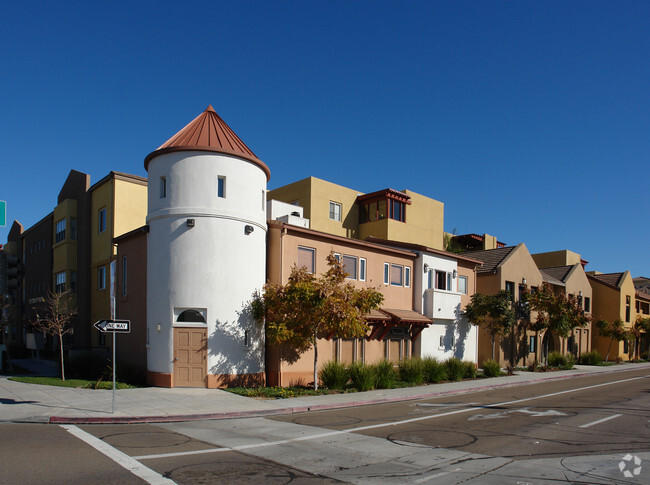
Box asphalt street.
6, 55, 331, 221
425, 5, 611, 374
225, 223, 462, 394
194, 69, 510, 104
2, 367, 648, 484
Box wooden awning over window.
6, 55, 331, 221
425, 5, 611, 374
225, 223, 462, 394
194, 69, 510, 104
365, 308, 432, 341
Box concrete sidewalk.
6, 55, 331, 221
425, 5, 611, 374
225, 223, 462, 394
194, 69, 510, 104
1, 362, 649, 425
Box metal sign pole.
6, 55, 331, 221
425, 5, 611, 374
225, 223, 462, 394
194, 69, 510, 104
110, 260, 116, 414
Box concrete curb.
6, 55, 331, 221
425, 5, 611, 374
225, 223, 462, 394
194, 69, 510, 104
47, 365, 645, 425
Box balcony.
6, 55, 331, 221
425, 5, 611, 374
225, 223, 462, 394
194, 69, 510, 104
423, 288, 461, 320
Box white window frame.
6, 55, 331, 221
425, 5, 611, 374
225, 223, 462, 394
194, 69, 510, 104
359, 258, 367, 282
390, 264, 404, 287
55, 271, 66, 293
458, 275, 468, 295
405, 266, 411, 288
329, 201, 342, 221
342, 254, 358, 280
297, 246, 316, 274
383, 263, 390, 285
55, 219, 66, 243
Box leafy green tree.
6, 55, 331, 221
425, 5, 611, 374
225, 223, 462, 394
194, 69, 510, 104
32, 290, 77, 380
595, 319, 627, 362
252, 252, 384, 390
464, 290, 515, 360
635, 316, 650, 358
523, 283, 590, 363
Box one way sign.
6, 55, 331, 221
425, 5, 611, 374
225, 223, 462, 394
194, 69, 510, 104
94, 319, 131, 333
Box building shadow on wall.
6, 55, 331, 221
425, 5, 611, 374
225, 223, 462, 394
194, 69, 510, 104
207, 303, 265, 387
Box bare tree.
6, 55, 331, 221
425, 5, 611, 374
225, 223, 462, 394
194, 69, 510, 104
32, 290, 77, 380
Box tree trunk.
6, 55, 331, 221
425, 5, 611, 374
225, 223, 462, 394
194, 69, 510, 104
58, 330, 65, 381
605, 338, 613, 363
313, 331, 318, 391
491, 336, 495, 360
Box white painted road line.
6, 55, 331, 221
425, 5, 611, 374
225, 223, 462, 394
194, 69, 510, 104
133, 374, 648, 461
579, 413, 623, 428
61, 425, 176, 485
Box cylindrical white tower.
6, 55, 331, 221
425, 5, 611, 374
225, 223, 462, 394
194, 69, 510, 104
144, 105, 270, 387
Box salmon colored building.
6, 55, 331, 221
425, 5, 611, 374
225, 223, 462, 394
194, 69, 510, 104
265, 219, 432, 387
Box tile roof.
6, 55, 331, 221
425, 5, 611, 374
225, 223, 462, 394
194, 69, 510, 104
587, 272, 624, 289
539, 269, 566, 286
463, 246, 517, 274
539, 265, 573, 283
144, 105, 270, 180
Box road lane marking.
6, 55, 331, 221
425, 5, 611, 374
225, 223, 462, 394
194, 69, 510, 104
134, 374, 647, 461
579, 413, 623, 428
61, 425, 176, 484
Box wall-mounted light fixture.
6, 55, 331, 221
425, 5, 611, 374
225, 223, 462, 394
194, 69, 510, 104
156, 324, 161, 332
186, 218, 195, 228
423, 263, 429, 273
522, 277, 527, 285
579, 291, 583, 297
453, 269, 457, 278
244, 225, 254, 235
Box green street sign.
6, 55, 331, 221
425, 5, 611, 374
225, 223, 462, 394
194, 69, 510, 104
0, 200, 5, 227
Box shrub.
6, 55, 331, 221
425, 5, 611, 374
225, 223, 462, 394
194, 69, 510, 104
640, 351, 649, 361
348, 362, 375, 392
548, 352, 565, 367
398, 357, 425, 384
562, 354, 576, 370
463, 361, 477, 379
579, 350, 602, 366
319, 361, 349, 389
445, 357, 465, 381
481, 359, 501, 377
527, 358, 539, 372
423, 357, 447, 383
372, 360, 397, 389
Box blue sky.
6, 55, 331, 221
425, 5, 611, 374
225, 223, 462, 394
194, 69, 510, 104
1, 1, 648, 276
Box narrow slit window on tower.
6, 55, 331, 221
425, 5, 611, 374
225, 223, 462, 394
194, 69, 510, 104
218, 176, 226, 198
160, 176, 167, 198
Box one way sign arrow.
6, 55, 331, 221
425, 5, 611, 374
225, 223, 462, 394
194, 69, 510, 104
93, 319, 131, 333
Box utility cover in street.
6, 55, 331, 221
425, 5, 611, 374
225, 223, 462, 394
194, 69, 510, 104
93, 319, 131, 333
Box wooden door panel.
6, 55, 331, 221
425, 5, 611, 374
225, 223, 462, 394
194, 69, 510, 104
173, 327, 207, 387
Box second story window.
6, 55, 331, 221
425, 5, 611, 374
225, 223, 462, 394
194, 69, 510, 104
70, 218, 77, 240
218, 176, 226, 198
160, 176, 167, 198
99, 208, 107, 233
55, 271, 66, 293
329, 201, 342, 221
297, 246, 315, 273
458, 275, 468, 295
584, 297, 590, 313
55, 219, 66, 243
98, 266, 106, 290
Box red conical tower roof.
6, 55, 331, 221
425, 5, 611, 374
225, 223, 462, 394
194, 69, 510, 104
144, 105, 270, 180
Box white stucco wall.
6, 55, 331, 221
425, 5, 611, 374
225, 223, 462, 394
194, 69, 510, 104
413, 252, 478, 362
146, 151, 266, 378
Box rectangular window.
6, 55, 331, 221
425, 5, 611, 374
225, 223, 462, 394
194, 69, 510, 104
98, 266, 106, 290
625, 295, 631, 322
122, 256, 127, 296
505, 281, 515, 301
405, 266, 411, 288
439, 335, 444, 348
297, 246, 315, 273
458, 276, 468, 295
390, 264, 403, 286
329, 201, 342, 221
342, 255, 357, 280
529, 336, 536, 353
435, 271, 447, 290
262, 190, 265, 211
55, 271, 66, 293
584, 297, 591, 313
70, 271, 77, 293
55, 219, 66, 243
218, 176, 226, 198
389, 199, 405, 222
447, 272, 452, 291
98, 208, 107, 233
384, 263, 390, 285
160, 176, 167, 198
244, 329, 250, 347
70, 218, 77, 240
359, 258, 366, 282
427, 270, 433, 289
